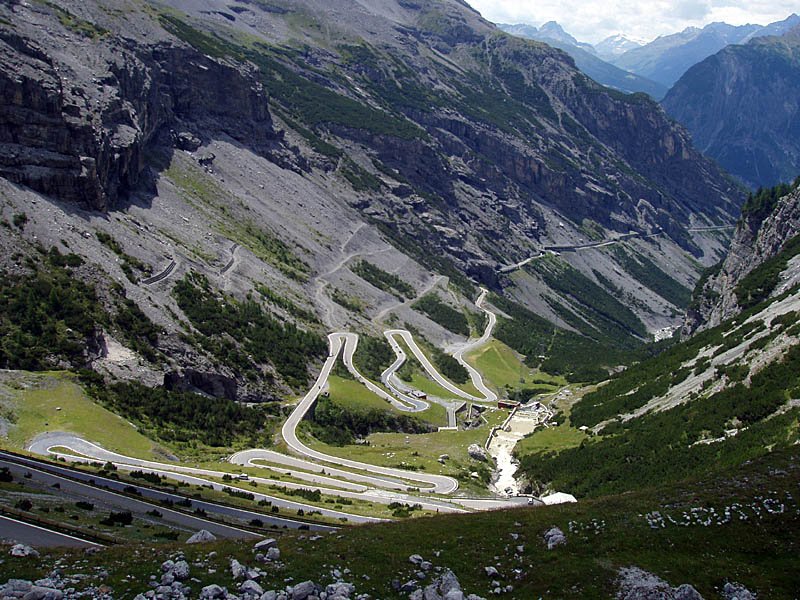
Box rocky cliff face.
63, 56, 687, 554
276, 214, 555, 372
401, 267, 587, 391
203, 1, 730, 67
0, 0, 741, 265
0, 0, 742, 400
662, 27, 800, 189
0, 7, 277, 211
685, 184, 800, 332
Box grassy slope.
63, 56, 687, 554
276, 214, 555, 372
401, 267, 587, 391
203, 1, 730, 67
327, 375, 447, 426
515, 390, 591, 456
514, 421, 588, 456
2, 449, 797, 598
302, 409, 507, 493
465, 339, 565, 392
1, 371, 159, 459
394, 336, 481, 398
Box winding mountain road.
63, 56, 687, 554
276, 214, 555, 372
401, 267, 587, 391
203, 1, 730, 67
451, 288, 499, 402
141, 258, 177, 285
498, 225, 733, 275
279, 333, 461, 495
27, 286, 523, 522
0, 514, 100, 548
0, 453, 274, 536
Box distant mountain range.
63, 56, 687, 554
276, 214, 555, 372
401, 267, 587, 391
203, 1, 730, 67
594, 34, 645, 61
500, 14, 800, 98
612, 15, 800, 88
662, 26, 800, 189
498, 23, 668, 98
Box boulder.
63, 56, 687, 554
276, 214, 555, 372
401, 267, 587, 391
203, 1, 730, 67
616, 567, 704, 600
291, 580, 317, 600
266, 547, 281, 561
230, 559, 246, 580
174, 131, 202, 152
722, 582, 756, 600
199, 584, 226, 599
254, 538, 278, 552
9, 544, 39, 558
198, 152, 216, 167
326, 582, 355, 597
3, 580, 33, 594
467, 444, 489, 462
240, 580, 264, 596
543, 527, 566, 550
24, 586, 64, 600
675, 585, 704, 600
412, 569, 475, 600
439, 570, 462, 598
172, 560, 190, 581
186, 530, 217, 544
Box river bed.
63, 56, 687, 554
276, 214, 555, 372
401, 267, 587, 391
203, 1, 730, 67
487, 405, 552, 496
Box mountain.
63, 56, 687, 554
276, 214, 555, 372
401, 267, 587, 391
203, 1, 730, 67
537, 21, 596, 54
0, 0, 741, 395
498, 21, 595, 54
613, 15, 800, 89
0, 0, 742, 514
0, 1, 796, 586
594, 33, 645, 61
516, 178, 800, 512
662, 27, 800, 189
686, 181, 800, 331
498, 24, 668, 97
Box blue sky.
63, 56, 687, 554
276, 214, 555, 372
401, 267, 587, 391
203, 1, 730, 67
467, 0, 800, 44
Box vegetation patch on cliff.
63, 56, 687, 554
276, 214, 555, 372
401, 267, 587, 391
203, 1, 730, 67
351, 260, 414, 300
173, 272, 325, 388
734, 233, 800, 309
306, 378, 436, 446
412, 294, 470, 336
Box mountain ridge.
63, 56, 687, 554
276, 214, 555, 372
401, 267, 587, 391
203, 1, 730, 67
0, 0, 739, 401
498, 22, 668, 98
686, 182, 800, 333
662, 26, 800, 189
611, 14, 800, 88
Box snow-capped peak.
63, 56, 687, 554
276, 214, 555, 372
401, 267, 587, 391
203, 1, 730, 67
594, 34, 645, 59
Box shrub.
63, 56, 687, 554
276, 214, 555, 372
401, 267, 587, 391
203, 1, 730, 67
413, 294, 469, 336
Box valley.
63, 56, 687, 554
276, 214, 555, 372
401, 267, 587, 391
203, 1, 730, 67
0, 0, 799, 598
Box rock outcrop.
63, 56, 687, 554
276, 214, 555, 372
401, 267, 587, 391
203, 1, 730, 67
616, 567, 703, 600
543, 526, 567, 550
0, 4, 277, 211
467, 443, 489, 461
185, 530, 217, 544
685, 184, 800, 332
163, 370, 238, 401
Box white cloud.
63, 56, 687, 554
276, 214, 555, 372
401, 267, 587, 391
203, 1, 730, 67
467, 0, 800, 43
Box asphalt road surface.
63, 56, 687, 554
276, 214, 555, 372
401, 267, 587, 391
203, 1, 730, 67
22, 287, 533, 524
0, 514, 100, 548
1, 453, 332, 533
